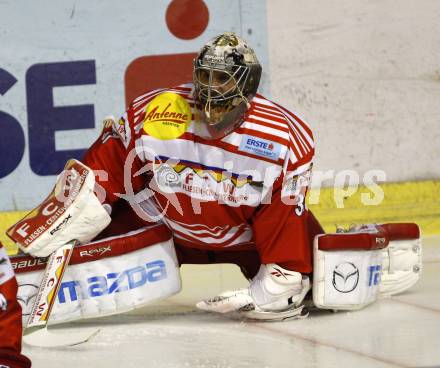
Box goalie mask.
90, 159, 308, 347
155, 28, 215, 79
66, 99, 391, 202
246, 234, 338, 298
193, 32, 262, 139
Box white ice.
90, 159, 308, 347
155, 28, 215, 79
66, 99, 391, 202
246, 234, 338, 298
23, 237, 440, 368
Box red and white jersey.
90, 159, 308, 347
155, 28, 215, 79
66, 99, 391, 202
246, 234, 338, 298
84, 84, 315, 272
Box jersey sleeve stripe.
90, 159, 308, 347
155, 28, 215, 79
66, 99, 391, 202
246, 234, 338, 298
239, 121, 289, 145
133, 88, 167, 106
169, 84, 193, 92
133, 89, 167, 114
248, 112, 290, 127
279, 109, 314, 153
274, 102, 314, 147
288, 147, 300, 165
133, 87, 193, 111
251, 105, 310, 153
289, 161, 313, 177
286, 120, 310, 155
288, 131, 308, 157
245, 115, 289, 133
253, 96, 284, 110
288, 115, 314, 150
252, 96, 314, 155
287, 111, 314, 148
253, 106, 286, 118
287, 135, 302, 163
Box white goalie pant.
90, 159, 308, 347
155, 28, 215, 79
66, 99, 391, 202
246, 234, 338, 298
312, 223, 422, 311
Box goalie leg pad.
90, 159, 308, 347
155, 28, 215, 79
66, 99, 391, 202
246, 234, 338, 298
312, 223, 422, 311
379, 223, 422, 297
312, 227, 388, 311
13, 225, 181, 325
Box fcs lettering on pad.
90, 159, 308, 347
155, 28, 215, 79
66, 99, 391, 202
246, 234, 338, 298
239, 135, 281, 160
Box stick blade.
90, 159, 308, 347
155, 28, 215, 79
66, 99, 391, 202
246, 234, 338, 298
23, 326, 100, 348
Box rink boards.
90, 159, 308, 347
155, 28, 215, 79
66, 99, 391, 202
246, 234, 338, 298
2, 179, 440, 254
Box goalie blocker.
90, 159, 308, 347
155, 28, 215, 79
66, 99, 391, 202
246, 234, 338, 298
6, 159, 111, 257
313, 223, 422, 311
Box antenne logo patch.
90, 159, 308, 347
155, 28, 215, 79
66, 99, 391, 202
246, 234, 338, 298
239, 135, 281, 160
143, 92, 191, 140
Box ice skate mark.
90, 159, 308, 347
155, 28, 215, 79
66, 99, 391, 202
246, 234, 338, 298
387, 298, 440, 314
250, 324, 411, 368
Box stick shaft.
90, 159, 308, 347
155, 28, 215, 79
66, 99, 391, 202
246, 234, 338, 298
26, 241, 76, 329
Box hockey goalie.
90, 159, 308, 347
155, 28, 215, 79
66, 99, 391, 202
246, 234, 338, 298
6, 33, 422, 327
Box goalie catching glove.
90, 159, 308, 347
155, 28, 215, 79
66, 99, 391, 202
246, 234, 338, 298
7, 159, 111, 257
196, 263, 311, 321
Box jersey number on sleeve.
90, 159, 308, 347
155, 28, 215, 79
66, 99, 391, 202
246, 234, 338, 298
294, 194, 305, 216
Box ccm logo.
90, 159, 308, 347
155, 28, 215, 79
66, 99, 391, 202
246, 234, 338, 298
80, 246, 112, 258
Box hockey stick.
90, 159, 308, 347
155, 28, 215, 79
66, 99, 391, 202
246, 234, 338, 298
23, 240, 99, 348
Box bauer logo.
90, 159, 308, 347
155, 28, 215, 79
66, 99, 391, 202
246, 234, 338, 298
57, 259, 167, 303
11, 257, 46, 271
332, 262, 359, 293
239, 135, 281, 161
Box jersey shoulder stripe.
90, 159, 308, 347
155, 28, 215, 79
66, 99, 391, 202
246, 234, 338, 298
132, 85, 193, 112
252, 95, 314, 162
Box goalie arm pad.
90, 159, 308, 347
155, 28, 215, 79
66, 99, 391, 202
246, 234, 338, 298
7, 159, 111, 257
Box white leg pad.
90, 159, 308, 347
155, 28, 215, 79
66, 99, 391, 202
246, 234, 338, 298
380, 236, 422, 297
13, 226, 181, 325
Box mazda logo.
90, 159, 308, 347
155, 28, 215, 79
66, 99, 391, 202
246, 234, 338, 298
17, 283, 39, 316
332, 262, 359, 293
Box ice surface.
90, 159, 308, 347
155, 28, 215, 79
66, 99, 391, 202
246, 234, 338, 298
23, 237, 440, 368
